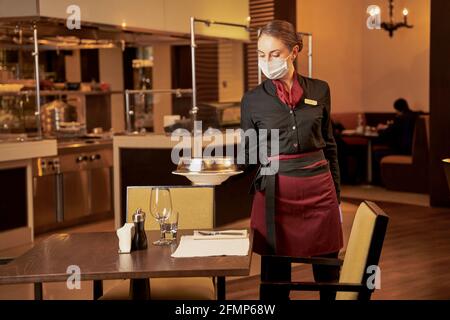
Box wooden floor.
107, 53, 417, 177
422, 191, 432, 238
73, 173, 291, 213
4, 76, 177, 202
227, 198, 450, 300
1, 197, 450, 300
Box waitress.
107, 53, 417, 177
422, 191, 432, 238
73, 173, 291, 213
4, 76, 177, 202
240, 20, 343, 300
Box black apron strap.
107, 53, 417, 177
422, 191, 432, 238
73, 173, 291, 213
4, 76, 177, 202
265, 172, 277, 254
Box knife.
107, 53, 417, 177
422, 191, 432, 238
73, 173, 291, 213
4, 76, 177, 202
197, 231, 245, 236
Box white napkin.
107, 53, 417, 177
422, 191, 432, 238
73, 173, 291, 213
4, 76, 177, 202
192, 229, 248, 240
171, 235, 250, 258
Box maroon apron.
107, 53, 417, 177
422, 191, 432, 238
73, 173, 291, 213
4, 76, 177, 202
250, 149, 343, 257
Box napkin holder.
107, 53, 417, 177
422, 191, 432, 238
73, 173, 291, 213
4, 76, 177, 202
117, 223, 135, 254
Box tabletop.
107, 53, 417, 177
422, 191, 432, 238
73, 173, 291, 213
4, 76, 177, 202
341, 129, 379, 139
0, 229, 253, 285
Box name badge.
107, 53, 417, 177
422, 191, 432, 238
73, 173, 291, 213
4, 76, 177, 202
305, 98, 318, 106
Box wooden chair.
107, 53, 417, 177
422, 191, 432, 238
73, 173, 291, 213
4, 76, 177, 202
260, 200, 389, 300
100, 185, 216, 300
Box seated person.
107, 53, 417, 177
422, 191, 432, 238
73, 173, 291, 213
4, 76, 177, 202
372, 98, 418, 184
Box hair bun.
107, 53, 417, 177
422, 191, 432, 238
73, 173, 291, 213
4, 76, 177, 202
259, 20, 303, 53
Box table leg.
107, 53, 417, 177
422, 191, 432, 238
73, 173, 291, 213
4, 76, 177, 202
93, 280, 103, 300
34, 282, 43, 300
367, 139, 373, 184
216, 276, 226, 300
130, 278, 151, 300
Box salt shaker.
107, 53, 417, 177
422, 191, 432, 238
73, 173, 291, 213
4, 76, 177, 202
132, 208, 148, 250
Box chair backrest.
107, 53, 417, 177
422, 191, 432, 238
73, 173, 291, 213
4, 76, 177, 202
126, 186, 215, 230
412, 115, 429, 165
336, 201, 389, 300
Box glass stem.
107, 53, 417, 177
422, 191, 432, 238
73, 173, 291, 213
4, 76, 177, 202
159, 221, 165, 240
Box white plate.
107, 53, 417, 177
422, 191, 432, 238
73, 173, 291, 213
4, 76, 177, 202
172, 170, 243, 186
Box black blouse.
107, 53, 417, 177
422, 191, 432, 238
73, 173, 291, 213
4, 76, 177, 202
240, 73, 341, 202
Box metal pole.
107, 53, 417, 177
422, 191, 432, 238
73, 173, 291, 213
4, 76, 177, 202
190, 17, 198, 128
308, 34, 313, 78
193, 18, 255, 31
32, 24, 42, 139
257, 65, 262, 85
125, 89, 192, 95
190, 17, 254, 122
257, 28, 262, 85
125, 90, 132, 133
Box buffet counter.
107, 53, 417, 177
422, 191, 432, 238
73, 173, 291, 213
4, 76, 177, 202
0, 139, 57, 162
0, 139, 57, 251
113, 133, 254, 229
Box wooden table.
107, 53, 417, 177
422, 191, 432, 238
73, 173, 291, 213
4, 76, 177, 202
0, 229, 253, 300
342, 131, 379, 184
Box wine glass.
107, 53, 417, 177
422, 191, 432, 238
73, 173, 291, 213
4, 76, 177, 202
149, 187, 173, 245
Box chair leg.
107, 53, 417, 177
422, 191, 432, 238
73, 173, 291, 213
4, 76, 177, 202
259, 256, 291, 301
34, 283, 43, 300
93, 280, 103, 300
129, 279, 151, 300
312, 252, 341, 301
216, 276, 226, 300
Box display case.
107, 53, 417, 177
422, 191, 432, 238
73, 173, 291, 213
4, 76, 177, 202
0, 90, 122, 141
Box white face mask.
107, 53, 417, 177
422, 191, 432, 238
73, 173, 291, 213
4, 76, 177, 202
258, 54, 292, 80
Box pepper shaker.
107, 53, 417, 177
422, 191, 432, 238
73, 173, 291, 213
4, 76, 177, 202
132, 208, 148, 250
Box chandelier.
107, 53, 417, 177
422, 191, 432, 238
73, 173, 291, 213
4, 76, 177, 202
381, 0, 414, 37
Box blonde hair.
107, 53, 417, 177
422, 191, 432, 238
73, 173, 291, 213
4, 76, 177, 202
259, 20, 303, 52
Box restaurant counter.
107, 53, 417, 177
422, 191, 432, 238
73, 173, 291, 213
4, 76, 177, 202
113, 133, 256, 228
0, 139, 57, 250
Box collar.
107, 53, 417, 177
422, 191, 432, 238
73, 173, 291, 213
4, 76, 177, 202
263, 72, 310, 103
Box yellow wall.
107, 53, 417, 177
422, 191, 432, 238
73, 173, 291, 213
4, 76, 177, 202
218, 41, 244, 102
64, 50, 81, 82
99, 48, 125, 132
297, 0, 430, 113
37, 0, 249, 40
152, 44, 173, 134
297, 0, 364, 113
361, 0, 429, 113
0, 0, 38, 17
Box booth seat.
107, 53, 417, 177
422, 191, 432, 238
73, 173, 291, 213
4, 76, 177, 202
380, 115, 430, 193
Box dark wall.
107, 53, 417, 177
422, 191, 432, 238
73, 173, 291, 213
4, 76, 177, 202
430, 0, 450, 206
123, 47, 138, 90
171, 43, 219, 102
80, 49, 100, 83
43, 50, 67, 82
0, 167, 28, 232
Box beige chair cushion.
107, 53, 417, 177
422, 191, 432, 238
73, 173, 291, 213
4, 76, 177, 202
380, 155, 413, 165
336, 202, 377, 300
127, 186, 214, 230
100, 277, 216, 300
106, 186, 216, 300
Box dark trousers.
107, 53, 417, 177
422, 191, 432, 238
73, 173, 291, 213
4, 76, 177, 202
260, 251, 340, 301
